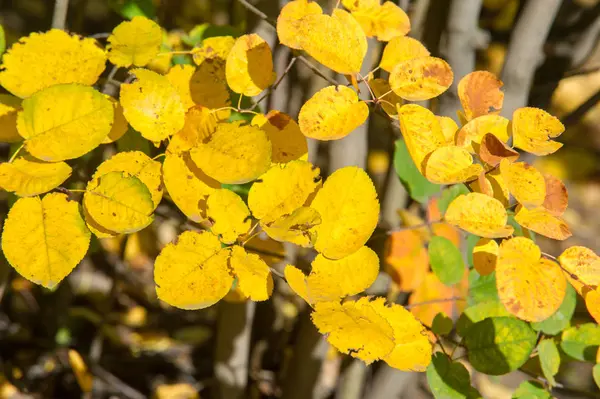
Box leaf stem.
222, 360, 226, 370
8, 143, 24, 163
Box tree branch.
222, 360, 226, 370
51, 0, 69, 30
561, 87, 600, 127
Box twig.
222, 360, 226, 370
251, 56, 298, 109
51, 0, 69, 30
90, 32, 110, 39
236, 0, 277, 28
91, 365, 146, 399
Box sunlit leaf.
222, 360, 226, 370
445, 193, 513, 238
390, 56, 453, 101
226, 34, 275, 96
206, 189, 251, 244
107, 16, 162, 67
458, 71, 504, 121
512, 107, 564, 156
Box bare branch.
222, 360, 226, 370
51, 0, 69, 30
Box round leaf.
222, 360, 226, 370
429, 236, 465, 286
560, 323, 600, 362
390, 56, 453, 101
0, 156, 71, 197
107, 16, 162, 67
206, 189, 251, 244
426, 353, 481, 399
229, 245, 273, 301
225, 34, 275, 96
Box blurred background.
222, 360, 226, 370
0, 0, 599, 398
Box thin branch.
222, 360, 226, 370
251, 56, 298, 109
296, 55, 339, 86
236, 0, 276, 28
51, 0, 69, 30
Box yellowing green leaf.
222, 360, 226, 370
424, 146, 483, 184
226, 34, 275, 96
397, 104, 445, 173
206, 189, 251, 244
251, 111, 308, 163
1, 193, 90, 288
192, 36, 235, 65
248, 160, 320, 224
458, 71, 504, 121
276, 0, 323, 49
379, 36, 429, 72
190, 121, 271, 184
167, 106, 217, 155
84, 171, 154, 234
162, 152, 219, 222
229, 245, 273, 301
296, 9, 367, 74
0, 94, 23, 142
445, 193, 513, 238
390, 56, 453, 101
0, 29, 106, 98
311, 298, 395, 363
472, 238, 498, 276
261, 207, 321, 247
558, 246, 600, 296
514, 205, 572, 241
310, 166, 379, 259
500, 159, 546, 208
456, 114, 510, 154
107, 16, 162, 67
120, 68, 185, 142
512, 107, 564, 156
496, 237, 566, 322
166, 64, 197, 111
298, 85, 369, 140
0, 155, 71, 197
154, 231, 232, 309
17, 84, 113, 161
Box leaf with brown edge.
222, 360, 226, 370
542, 173, 568, 216
478, 133, 519, 167
458, 71, 504, 121
514, 205, 572, 241
456, 114, 510, 154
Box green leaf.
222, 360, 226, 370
531, 283, 576, 335
393, 139, 440, 203
538, 339, 559, 387
468, 269, 499, 305
432, 313, 453, 336
593, 364, 600, 390
560, 323, 600, 362
109, 0, 156, 19
456, 301, 511, 336
464, 317, 537, 375
426, 353, 481, 399
438, 184, 470, 214
512, 381, 551, 399
429, 236, 465, 286
465, 234, 480, 268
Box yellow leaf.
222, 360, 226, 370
299, 85, 369, 141
558, 246, 600, 295
0, 95, 23, 142
296, 9, 367, 74
437, 116, 459, 145
514, 205, 572, 241
277, 0, 323, 50
352, 2, 411, 41
120, 68, 185, 142
512, 107, 564, 155
229, 245, 273, 301
93, 151, 163, 208
226, 34, 275, 96
162, 153, 219, 222
397, 104, 445, 173
0, 155, 71, 197
284, 264, 311, 304
389, 56, 453, 101
342, 0, 379, 11
584, 288, 600, 324
1, 193, 90, 288
107, 16, 162, 67
311, 298, 395, 364
0, 29, 106, 98
167, 106, 217, 155
206, 189, 251, 244
248, 160, 320, 224
369, 78, 402, 117
496, 237, 566, 322
190, 121, 271, 184
310, 166, 379, 259
154, 231, 233, 309
82, 205, 119, 239
251, 111, 308, 163
376, 299, 432, 371
458, 71, 504, 121
424, 146, 484, 184
192, 36, 235, 65
262, 207, 321, 247
68, 350, 92, 393
17, 84, 113, 162
380, 36, 429, 73
190, 60, 231, 120
473, 238, 498, 276
84, 171, 154, 234
102, 98, 129, 144
166, 64, 196, 111
456, 114, 510, 153
499, 159, 546, 208
542, 173, 568, 216
469, 168, 509, 207
445, 192, 513, 238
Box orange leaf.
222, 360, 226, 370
542, 173, 568, 216
458, 71, 504, 121
384, 230, 428, 291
